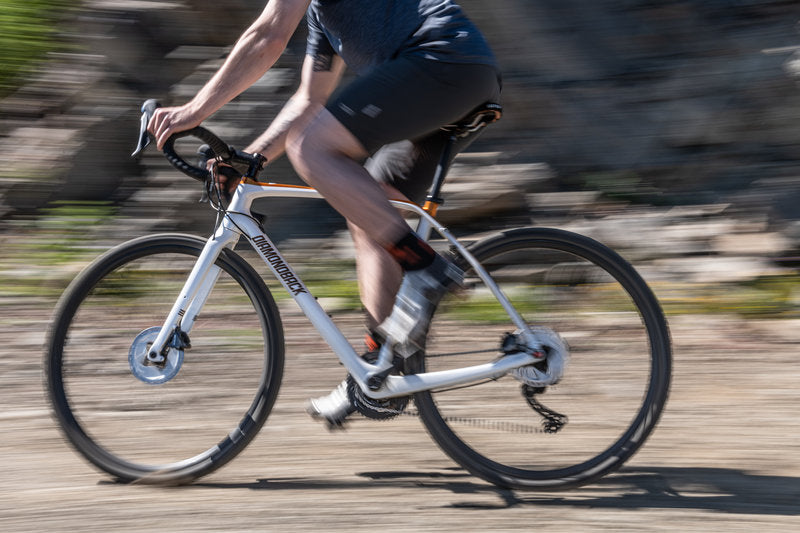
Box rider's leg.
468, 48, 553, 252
287, 108, 455, 342
349, 220, 403, 332
298, 57, 501, 427
291, 113, 462, 427
288, 111, 448, 428
348, 181, 411, 331
357, 132, 488, 343
286, 108, 411, 249
286, 105, 444, 283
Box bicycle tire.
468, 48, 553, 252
45, 234, 284, 484
413, 227, 671, 490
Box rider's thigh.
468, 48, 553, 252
366, 128, 486, 204
286, 107, 370, 166
326, 55, 500, 155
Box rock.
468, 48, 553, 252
436, 161, 553, 225
2, 0, 800, 277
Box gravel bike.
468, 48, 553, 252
44, 100, 671, 490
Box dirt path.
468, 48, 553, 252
2, 301, 800, 532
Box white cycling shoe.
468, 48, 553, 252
308, 255, 462, 428
306, 380, 355, 429
378, 254, 463, 357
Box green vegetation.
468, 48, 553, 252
439, 275, 800, 323
658, 275, 800, 318
1, 205, 797, 321
29, 201, 117, 264
284, 261, 363, 312
0, 201, 117, 298
440, 285, 544, 324
0, 0, 73, 97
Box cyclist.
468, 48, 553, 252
148, 0, 501, 427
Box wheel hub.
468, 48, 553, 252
128, 326, 184, 385
511, 326, 569, 387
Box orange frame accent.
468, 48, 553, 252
422, 201, 439, 216
241, 177, 316, 190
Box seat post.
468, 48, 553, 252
423, 133, 459, 216
420, 101, 503, 218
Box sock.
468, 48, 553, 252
364, 332, 381, 352
386, 232, 436, 271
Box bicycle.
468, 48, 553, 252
44, 99, 671, 490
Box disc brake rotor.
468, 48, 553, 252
128, 326, 184, 385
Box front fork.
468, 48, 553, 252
146, 227, 238, 364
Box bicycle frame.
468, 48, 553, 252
147, 177, 542, 400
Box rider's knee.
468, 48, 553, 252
286, 117, 337, 178
285, 122, 312, 172
287, 110, 367, 172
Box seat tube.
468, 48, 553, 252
422, 134, 457, 216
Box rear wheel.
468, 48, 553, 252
415, 227, 671, 490
45, 234, 284, 484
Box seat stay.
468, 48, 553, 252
402, 201, 537, 343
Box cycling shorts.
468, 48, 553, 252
326, 55, 501, 204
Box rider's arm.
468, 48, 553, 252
149, 0, 310, 149
245, 52, 346, 161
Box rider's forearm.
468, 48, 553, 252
245, 53, 346, 162
185, 1, 308, 121
245, 94, 322, 162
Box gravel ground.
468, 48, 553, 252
2, 294, 800, 532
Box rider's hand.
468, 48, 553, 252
148, 104, 203, 151
206, 159, 242, 195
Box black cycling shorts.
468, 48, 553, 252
326, 55, 501, 204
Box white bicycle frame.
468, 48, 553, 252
147, 177, 542, 400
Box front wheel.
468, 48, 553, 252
45, 234, 284, 484
415, 228, 671, 490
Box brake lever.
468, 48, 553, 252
131, 99, 160, 159
197, 144, 238, 205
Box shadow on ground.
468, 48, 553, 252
187, 466, 800, 515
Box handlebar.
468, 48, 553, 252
132, 99, 265, 183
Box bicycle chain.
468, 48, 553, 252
347, 375, 409, 420
353, 385, 561, 434
352, 346, 563, 434
360, 405, 556, 435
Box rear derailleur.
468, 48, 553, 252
521, 384, 568, 434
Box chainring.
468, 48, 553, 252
346, 350, 409, 420
346, 376, 409, 420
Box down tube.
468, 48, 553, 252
231, 213, 373, 386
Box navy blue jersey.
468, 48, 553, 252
306, 0, 497, 74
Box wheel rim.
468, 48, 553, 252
50, 241, 279, 479
418, 232, 669, 486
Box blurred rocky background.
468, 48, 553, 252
4, 5, 800, 526
1, 0, 799, 313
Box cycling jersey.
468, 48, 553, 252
306, 0, 501, 203
305, 0, 497, 74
